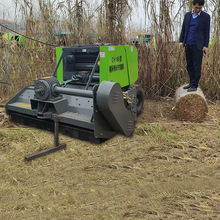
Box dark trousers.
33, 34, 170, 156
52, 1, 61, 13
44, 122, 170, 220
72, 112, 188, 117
185, 44, 203, 88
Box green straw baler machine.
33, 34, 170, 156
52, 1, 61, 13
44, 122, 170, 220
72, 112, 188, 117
6, 45, 144, 146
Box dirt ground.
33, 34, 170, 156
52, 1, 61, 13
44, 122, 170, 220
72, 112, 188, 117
0, 99, 220, 220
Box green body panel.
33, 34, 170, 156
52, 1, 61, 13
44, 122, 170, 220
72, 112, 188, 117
3, 33, 36, 47
99, 45, 138, 87
17, 35, 24, 44
3, 32, 13, 43
56, 47, 64, 81
55, 45, 138, 87
123, 45, 138, 85
99, 46, 129, 87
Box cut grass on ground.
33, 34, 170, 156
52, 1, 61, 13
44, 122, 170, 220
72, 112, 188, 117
0, 99, 220, 219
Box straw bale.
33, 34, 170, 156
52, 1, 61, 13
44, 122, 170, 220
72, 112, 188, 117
174, 85, 208, 122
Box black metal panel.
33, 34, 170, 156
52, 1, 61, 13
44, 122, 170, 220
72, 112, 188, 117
9, 111, 106, 144
61, 46, 100, 81
96, 81, 135, 137
93, 85, 116, 139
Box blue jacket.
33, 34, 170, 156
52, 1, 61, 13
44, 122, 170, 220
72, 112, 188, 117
179, 11, 210, 50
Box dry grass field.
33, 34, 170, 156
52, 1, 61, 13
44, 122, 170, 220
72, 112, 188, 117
0, 99, 219, 220
0, 1, 219, 219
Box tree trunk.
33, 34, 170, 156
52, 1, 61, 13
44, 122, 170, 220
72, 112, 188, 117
174, 85, 208, 122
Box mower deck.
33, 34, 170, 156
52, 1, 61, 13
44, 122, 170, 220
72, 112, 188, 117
9, 111, 107, 144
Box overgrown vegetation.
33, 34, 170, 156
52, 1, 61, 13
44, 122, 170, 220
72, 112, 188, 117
0, 0, 219, 100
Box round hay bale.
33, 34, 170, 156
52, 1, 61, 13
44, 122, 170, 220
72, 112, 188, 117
174, 85, 208, 122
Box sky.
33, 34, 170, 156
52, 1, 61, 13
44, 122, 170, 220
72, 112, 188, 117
0, 0, 147, 34
2, 0, 148, 28
0, 0, 176, 31
0, 0, 15, 20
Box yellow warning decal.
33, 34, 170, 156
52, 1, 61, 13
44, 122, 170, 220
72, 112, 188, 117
15, 103, 31, 108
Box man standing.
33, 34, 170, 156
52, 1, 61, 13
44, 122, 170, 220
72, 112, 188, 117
179, 0, 210, 92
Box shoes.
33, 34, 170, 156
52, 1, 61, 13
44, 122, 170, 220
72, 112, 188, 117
187, 87, 197, 92
183, 84, 191, 89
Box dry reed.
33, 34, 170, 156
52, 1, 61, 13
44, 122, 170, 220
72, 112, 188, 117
0, 0, 219, 100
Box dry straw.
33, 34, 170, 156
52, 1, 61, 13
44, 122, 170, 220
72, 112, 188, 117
0, 0, 219, 100
174, 86, 208, 122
